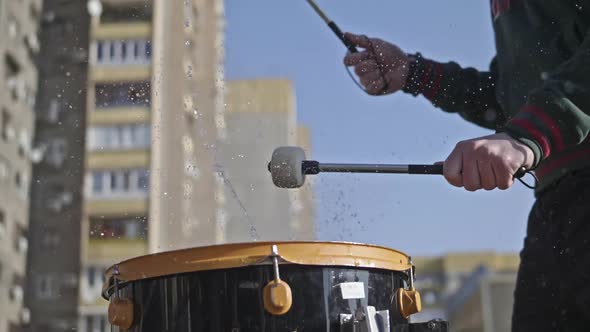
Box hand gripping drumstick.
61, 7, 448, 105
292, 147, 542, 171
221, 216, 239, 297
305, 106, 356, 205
267, 146, 529, 189
305, 0, 358, 53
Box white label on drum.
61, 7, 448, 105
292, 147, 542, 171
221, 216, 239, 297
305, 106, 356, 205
340, 282, 365, 299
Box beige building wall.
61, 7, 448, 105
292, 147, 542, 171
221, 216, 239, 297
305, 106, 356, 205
149, 0, 225, 252
410, 252, 519, 323
0, 0, 42, 330
221, 79, 315, 242
448, 273, 517, 332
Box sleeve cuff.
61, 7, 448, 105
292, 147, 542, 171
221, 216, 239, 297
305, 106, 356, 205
503, 130, 543, 169
402, 53, 443, 100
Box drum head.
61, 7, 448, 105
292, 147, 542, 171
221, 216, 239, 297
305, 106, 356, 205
103, 241, 412, 293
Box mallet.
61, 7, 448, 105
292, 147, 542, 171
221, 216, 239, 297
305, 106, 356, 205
305, 0, 358, 53
267, 146, 528, 189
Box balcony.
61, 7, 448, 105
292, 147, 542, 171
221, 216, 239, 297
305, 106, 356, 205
90, 66, 150, 83
88, 107, 150, 125
86, 197, 148, 217
86, 150, 150, 169
87, 238, 148, 262
92, 22, 151, 40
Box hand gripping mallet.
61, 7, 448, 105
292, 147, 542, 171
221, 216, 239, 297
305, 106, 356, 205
267, 146, 529, 189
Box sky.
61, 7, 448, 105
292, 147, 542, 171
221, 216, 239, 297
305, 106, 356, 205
223, 0, 535, 256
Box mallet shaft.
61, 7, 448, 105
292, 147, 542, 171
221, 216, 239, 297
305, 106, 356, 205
301, 161, 444, 175
305, 0, 358, 53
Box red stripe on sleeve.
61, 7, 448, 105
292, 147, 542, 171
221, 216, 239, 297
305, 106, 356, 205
521, 105, 565, 151
420, 60, 433, 93
424, 63, 443, 100
509, 118, 552, 158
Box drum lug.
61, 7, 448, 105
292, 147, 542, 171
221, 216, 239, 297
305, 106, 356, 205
108, 265, 134, 330
397, 258, 422, 319
262, 245, 293, 315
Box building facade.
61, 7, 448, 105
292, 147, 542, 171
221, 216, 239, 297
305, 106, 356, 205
77, 0, 225, 330
446, 267, 517, 332
0, 0, 42, 331
222, 79, 315, 242
410, 252, 520, 324
148, 0, 226, 252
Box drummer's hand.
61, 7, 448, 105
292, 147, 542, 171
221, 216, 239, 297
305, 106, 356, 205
343, 32, 410, 95
443, 133, 535, 191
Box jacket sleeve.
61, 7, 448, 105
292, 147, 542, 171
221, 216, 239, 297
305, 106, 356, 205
402, 53, 506, 130
501, 25, 590, 168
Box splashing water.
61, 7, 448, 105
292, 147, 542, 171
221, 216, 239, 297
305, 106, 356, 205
213, 163, 259, 240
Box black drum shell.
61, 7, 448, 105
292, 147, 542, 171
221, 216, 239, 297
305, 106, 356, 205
110, 264, 410, 331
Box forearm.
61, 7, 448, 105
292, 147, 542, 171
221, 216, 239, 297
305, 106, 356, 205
403, 53, 506, 130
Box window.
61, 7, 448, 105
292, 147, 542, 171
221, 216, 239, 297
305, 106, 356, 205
138, 169, 149, 191
41, 230, 60, 249
88, 124, 150, 150
36, 274, 58, 300
0, 155, 9, 182
101, 5, 152, 23
95, 82, 151, 108
89, 216, 148, 240
7, 16, 19, 39
14, 224, 28, 254
85, 316, 92, 332
92, 172, 103, 193
0, 208, 5, 238
5, 55, 20, 100
15, 171, 29, 199
88, 267, 96, 287
2, 109, 12, 141
43, 138, 67, 168
90, 169, 150, 198
95, 39, 152, 65
10, 275, 24, 302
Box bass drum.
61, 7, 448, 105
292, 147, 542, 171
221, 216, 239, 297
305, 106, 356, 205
103, 241, 426, 331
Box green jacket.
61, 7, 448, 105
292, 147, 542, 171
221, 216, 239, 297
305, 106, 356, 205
403, 0, 590, 193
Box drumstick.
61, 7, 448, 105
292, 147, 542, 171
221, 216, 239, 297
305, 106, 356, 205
304, 0, 358, 53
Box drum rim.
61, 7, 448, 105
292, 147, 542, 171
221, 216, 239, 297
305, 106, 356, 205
101, 240, 412, 297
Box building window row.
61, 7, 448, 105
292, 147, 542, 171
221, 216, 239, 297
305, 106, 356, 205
87, 124, 150, 151
95, 39, 151, 65
95, 82, 150, 109
90, 169, 149, 198
89, 216, 148, 240
82, 314, 108, 332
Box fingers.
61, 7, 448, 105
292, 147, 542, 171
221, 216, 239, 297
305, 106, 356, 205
354, 60, 378, 76
344, 32, 373, 48
360, 72, 385, 94
344, 51, 372, 66
462, 159, 481, 192
443, 146, 463, 188
493, 160, 514, 190
478, 161, 496, 191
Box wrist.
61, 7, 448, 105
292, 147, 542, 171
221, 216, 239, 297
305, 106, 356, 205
401, 53, 423, 95
501, 132, 539, 169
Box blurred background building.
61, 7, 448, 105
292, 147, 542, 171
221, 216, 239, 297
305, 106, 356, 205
222, 79, 315, 242
0, 0, 43, 331
411, 251, 519, 331
24, 0, 90, 330
446, 266, 517, 332
12, 0, 316, 331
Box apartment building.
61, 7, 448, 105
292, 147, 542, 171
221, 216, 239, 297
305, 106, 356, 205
77, 0, 225, 330
0, 0, 42, 331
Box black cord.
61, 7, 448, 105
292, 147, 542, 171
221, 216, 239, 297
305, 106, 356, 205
516, 170, 538, 190
344, 35, 390, 96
